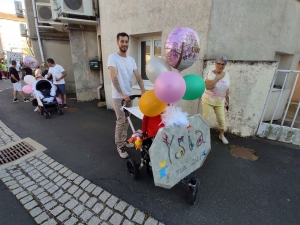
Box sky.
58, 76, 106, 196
0, 0, 25, 14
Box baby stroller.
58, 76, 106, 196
32, 79, 64, 119
122, 95, 211, 205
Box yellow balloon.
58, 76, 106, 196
139, 90, 167, 117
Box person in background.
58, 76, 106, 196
22, 65, 33, 76
9, 60, 30, 103
108, 32, 146, 158
202, 55, 230, 144
32, 68, 45, 112
46, 58, 67, 108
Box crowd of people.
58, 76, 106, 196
0, 58, 68, 109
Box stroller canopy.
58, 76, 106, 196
36, 80, 52, 91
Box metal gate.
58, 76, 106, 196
257, 70, 300, 145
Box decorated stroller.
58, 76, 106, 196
32, 79, 64, 119
122, 95, 211, 205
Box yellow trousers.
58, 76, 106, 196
202, 101, 226, 130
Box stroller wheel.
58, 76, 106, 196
44, 112, 51, 119
127, 158, 139, 179
187, 181, 199, 205
146, 162, 153, 178
58, 110, 64, 115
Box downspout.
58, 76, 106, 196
32, 0, 45, 63
97, 34, 104, 100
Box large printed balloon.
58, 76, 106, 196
182, 74, 206, 100
146, 58, 172, 83
154, 71, 186, 104
139, 90, 167, 117
22, 85, 33, 94
24, 75, 35, 85
165, 27, 200, 71
23, 55, 39, 69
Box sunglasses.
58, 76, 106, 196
216, 62, 225, 66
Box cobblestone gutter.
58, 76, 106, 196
0, 120, 163, 225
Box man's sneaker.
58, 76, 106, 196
117, 146, 129, 158
23, 99, 30, 102
63, 104, 67, 108
124, 139, 134, 148
13, 98, 20, 102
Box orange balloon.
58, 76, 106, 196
139, 90, 167, 117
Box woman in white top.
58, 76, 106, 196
202, 56, 230, 144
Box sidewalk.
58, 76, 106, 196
0, 119, 162, 225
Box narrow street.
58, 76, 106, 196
1, 79, 300, 225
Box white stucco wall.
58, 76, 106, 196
206, 0, 300, 62
201, 61, 277, 137
99, 0, 213, 112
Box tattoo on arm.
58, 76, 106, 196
112, 77, 122, 94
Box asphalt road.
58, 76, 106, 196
0, 79, 299, 225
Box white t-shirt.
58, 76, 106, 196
48, 64, 65, 85
108, 53, 137, 99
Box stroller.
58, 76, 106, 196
122, 95, 211, 205
32, 79, 64, 119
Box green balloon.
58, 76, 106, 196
182, 74, 206, 100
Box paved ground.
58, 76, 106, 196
0, 79, 300, 225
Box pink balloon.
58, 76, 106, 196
56, 97, 62, 104
22, 85, 33, 94
154, 71, 186, 104
165, 26, 200, 71
23, 56, 39, 69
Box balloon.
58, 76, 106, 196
165, 26, 200, 71
139, 90, 167, 117
56, 97, 62, 104
23, 55, 39, 69
182, 74, 206, 100
22, 85, 33, 94
146, 58, 172, 83
154, 71, 186, 104
24, 75, 35, 85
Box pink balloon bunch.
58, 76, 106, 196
154, 71, 186, 104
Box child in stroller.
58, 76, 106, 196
125, 98, 199, 205
32, 79, 64, 119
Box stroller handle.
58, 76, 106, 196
122, 95, 142, 118
121, 95, 142, 107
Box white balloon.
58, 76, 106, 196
146, 58, 172, 83
24, 75, 35, 85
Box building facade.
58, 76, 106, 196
24, 0, 300, 137
0, 12, 26, 60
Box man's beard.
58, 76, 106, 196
119, 46, 128, 53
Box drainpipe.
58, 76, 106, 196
97, 35, 104, 100
32, 0, 45, 63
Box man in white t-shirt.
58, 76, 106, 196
108, 32, 145, 158
46, 58, 68, 108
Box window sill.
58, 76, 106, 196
132, 80, 154, 91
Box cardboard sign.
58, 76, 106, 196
149, 114, 211, 189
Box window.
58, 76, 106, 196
138, 37, 162, 80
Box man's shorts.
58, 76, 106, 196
13, 82, 22, 91
56, 84, 66, 94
